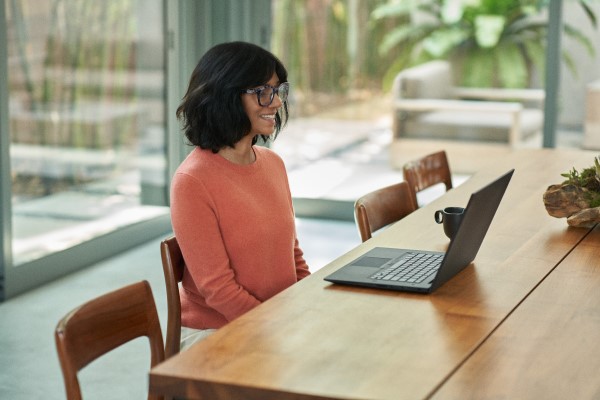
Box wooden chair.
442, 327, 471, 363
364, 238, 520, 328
354, 181, 417, 242
55, 280, 164, 400
402, 150, 453, 207
160, 236, 185, 359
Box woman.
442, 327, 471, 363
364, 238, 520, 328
171, 41, 311, 348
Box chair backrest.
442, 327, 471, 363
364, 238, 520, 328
55, 280, 164, 400
160, 236, 185, 359
402, 150, 453, 207
354, 181, 418, 242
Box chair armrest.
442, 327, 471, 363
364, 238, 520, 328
453, 87, 545, 103
393, 99, 524, 146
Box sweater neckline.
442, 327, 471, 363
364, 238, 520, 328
199, 146, 264, 175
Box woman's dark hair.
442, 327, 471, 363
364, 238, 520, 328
176, 41, 289, 152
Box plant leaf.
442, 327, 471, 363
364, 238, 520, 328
423, 28, 469, 57
379, 25, 416, 54
371, 1, 415, 20
561, 50, 578, 79
496, 43, 529, 88
474, 15, 506, 48
441, 0, 465, 24
577, 0, 598, 28
563, 23, 596, 57
523, 40, 546, 83
461, 49, 496, 87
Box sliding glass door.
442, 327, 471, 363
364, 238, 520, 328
1, 0, 170, 299
0, 0, 273, 300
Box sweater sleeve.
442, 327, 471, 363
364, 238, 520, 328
294, 238, 311, 280
171, 172, 261, 321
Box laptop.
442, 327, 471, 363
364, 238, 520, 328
324, 169, 514, 293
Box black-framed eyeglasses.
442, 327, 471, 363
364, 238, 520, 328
242, 82, 289, 107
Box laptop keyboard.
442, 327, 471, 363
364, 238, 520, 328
370, 252, 443, 283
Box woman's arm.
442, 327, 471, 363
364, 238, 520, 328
293, 237, 311, 280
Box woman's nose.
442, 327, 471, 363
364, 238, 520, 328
271, 92, 283, 108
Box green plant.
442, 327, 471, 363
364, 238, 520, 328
561, 156, 600, 207
372, 0, 598, 89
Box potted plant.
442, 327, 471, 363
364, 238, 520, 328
372, 0, 597, 89
543, 156, 600, 227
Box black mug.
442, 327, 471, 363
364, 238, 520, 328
434, 207, 465, 240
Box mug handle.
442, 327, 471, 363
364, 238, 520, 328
434, 210, 444, 224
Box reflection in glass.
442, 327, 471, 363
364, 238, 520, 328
7, 0, 167, 264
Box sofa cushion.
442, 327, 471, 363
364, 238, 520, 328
393, 61, 453, 100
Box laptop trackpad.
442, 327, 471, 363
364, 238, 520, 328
350, 256, 392, 268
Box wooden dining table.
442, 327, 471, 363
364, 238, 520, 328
149, 148, 600, 400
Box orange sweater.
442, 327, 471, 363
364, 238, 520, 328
170, 146, 310, 329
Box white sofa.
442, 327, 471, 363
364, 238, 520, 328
391, 61, 545, 146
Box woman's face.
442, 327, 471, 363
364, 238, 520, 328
241, 73, 283, 137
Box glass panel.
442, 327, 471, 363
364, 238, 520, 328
270, 0, 403, 204
271, 1, 599, 210
7, 0, 168, 265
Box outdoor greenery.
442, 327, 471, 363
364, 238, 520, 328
41, 0, 136, 105
10, 0, 137, 147
273, 0, 598, 115
372, 0, 598, 89
272, 0, 399, 116
8, 0, 143, 197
